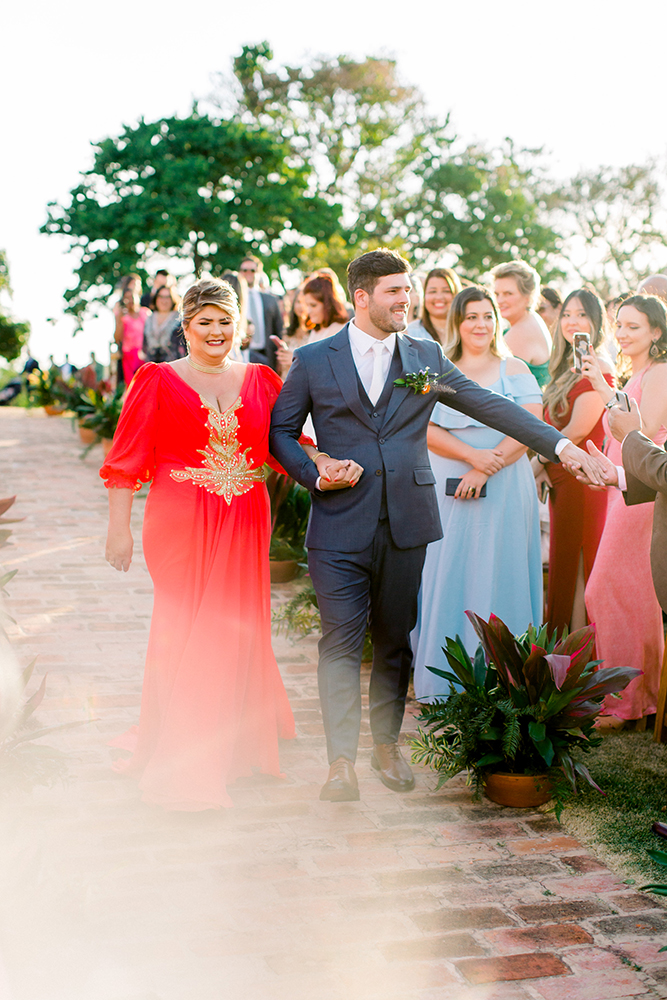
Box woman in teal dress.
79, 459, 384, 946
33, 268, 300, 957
491, 260, 553, 389
411, 286, 544, 701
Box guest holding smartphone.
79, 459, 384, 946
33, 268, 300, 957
582, 295, 667, 727
534, 289, 615, 635
411, 286, 544, 700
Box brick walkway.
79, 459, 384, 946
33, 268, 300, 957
1, 407, 666, 1000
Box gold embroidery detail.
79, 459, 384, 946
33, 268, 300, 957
170, 397, 265, 504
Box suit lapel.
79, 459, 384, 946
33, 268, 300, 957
381, 334, 420, 428
328, 325, 377, 433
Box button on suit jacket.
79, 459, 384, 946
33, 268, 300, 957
269, 325, 564, 552
622, 429, 667, 612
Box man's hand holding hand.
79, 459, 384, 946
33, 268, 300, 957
559, 440, 608, 486
574, 441, 619, 488
608, 397, 642, 441
316, 455, 364, 491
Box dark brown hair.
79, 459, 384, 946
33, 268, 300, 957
150, 285, 180, 311
421, 267, 463, 342
347, 249, 410, 301
618, 294, 667, 360
302, 273, 348, 328
543, 288, 610, 421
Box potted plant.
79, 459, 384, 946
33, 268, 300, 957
79, 385, 125, 455
267, 476, 311, 583
410, 612, 642, 817
27, 369, 74, 414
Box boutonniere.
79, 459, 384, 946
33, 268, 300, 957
394, 367, 455, 395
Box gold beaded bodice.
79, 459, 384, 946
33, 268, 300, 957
170, 397, 265, 504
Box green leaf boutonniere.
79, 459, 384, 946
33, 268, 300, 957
394, 367, 455, 396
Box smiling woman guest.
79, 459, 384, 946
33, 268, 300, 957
492, 260, 552, 387
143, 284, 184, 364
100, 278, 361, 810
407, 267, 462, 344
411, 285, 545, 700
582, 294, 667, 727
536, 288, 615, 635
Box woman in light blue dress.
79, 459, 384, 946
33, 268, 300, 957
411, 286, 544, 702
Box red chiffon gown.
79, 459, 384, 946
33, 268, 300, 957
100, 362, 295, 810
543, 374, 614, 634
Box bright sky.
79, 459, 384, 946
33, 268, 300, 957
2, 0, 666, 367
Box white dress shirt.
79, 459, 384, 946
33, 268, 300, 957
247, 289, 266, 349
347, 321, 396, 401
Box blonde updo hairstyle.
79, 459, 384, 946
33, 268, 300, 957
491, 260, 541, 311
180, 278, 240, 339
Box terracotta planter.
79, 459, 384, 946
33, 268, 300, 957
484, 772, 552, 808
44, 404, 65, 416
101, 437, 114, 457
270, 559, 299, 583
78, 423, 97, 446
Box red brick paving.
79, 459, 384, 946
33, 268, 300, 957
0, 408, 666, 1000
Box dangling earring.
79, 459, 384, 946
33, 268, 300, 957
650, 341, 660, 358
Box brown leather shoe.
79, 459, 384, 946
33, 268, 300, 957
653, 821, 667, 839
319, 757, 360, 802
371, 742, 415, 792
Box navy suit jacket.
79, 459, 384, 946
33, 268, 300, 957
269, 325, 564, 552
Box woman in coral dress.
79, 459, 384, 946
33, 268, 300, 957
534, 289, 616, 635
583, 295, 667, 725
102, 278, 358, 810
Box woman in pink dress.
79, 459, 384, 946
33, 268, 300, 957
113, 275, 150, 383
583, 295, 667, 725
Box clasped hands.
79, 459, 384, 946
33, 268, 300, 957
575, 399, 643, 490
315, 453, 364, 491
455, 448, 504, 500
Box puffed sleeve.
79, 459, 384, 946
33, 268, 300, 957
256, 365, 314, 474
99, 364, 160, 491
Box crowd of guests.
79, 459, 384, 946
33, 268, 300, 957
110, 254, 667, 733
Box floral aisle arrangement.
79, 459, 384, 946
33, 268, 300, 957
410, 612, 642, 817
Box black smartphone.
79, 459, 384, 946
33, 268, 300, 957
446, 478, 487, 497
573, 333, 590, 373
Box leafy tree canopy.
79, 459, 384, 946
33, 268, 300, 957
216, 46, 564, 281
404, 139, 564, 281
0, 252, 29, 361
215, 44, 453, 252
41, 109, 340, 321
553, 162, 667, 297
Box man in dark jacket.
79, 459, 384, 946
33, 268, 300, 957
270, 249, 607, 802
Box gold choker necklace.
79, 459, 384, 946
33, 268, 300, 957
186, 356, 232, 374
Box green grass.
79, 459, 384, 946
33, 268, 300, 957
562, 730, 667, 887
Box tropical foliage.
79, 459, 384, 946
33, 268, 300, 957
410, 612, 641, 817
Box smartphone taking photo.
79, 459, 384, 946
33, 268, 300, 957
573, 333, 591, 373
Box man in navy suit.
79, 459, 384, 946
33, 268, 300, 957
270, 249, 606, 801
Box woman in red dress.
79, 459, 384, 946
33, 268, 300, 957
533, 289, 615, 635
102, 278, 360, 810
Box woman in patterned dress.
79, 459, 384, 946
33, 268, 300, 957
102, 278, 360, 810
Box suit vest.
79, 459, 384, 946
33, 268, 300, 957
354, 345, 403, 520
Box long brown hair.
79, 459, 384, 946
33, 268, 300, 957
421, 267, 462, 342
442, 286, 507, 363
302, 273, 348, 328
543, 288, 608, 422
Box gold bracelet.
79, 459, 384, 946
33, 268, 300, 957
311, 451, 330, 463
